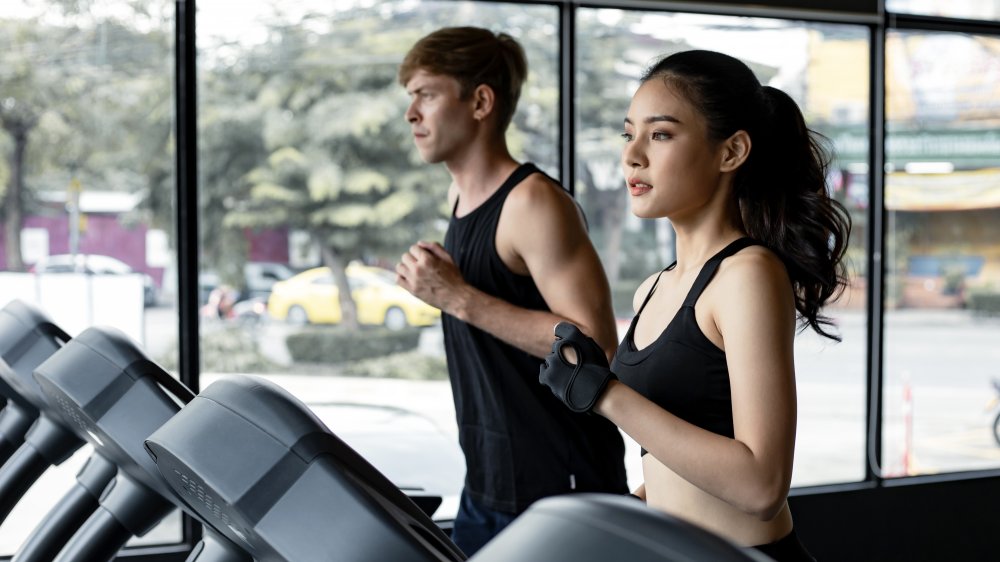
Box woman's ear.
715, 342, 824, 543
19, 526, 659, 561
471, 84, 496, 122
720, 130, 751, 172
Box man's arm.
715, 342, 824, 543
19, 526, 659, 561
397, 175, 617, 359
492, 175, 618, 359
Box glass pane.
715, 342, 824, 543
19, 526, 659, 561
883, 30, 1000, 477
0, 0, 179, 554
886, 0, 1000, 21
196, 0, 558, 522
576, 9, 870, 487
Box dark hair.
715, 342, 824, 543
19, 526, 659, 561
398, 26, 527, 134
642, 50, 851, 341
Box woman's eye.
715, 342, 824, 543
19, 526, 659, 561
620, 132, 633, 142
651, 132, 671, 140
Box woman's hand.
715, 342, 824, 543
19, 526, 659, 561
539, 322, 616, 413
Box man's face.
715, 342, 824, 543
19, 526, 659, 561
404, 70, 477, 164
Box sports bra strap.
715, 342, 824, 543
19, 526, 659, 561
635, 262, 676, 317
681, 237, 761, 308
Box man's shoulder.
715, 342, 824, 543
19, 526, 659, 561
517, 163, 567, 192
499, 168, 591, 257
505, 167, 574, 215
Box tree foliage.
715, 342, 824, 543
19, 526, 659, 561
1, 4, 172, 269
197, 2, 560, 325
1, 1, 637, 313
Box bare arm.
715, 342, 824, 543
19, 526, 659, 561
595, 251, 797, 519
397, 175, 617, 359
464, 176, 617, 359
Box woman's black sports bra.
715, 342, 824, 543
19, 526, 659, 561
610, 237, 762, 456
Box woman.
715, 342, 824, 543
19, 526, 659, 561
539, 49, 850, 561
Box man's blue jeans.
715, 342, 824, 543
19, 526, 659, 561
450, 489, 518, 556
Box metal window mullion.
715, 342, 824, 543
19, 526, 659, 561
175, 0, 199, 394
864, 9, 887, 484
887, 12, 1000, 36
559, 2, 576, 193
174, 0, 202, 550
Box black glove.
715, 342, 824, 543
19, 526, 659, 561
539, 322, 616, 413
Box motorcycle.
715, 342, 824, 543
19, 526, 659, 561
200, 285, 267, 328
231, 296, 268, 327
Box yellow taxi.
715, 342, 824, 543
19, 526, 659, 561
267, 263, 440, 329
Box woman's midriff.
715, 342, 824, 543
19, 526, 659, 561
642, 454, 794, 546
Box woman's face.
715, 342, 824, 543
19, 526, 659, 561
621, 78, 727, 221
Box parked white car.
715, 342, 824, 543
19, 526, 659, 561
31, 254, 158, 307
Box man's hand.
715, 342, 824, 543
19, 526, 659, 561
539, 322, 616, 413
396, 241, 466, 313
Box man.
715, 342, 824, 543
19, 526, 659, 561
395, 27, 627, 555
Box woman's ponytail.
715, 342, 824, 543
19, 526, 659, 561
736, 86, 851, 340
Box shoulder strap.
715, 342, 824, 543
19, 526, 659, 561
682, 237, 760, 307
635, 263, 676, 316
501, 162, 539, 193
450, 163, 538, 217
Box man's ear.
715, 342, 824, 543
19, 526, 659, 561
720, 130, 751, 172
471, 84, 496, 122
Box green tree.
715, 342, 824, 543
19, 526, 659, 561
0, 19, 67, 271
202, 4, 558, 327
195, 2, 562, 326
575, 12, 682, 285
1, 3, 173, 271
201, 12, 443, 327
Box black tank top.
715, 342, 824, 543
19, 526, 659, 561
611, 237, 761, 456
442, 163, 627, 513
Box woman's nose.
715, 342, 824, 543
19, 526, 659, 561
622, 141, 645, 169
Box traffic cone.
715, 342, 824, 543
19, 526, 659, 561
902, 374, 914, 475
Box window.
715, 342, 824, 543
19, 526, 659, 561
0, 0, 178, 555
883, 30, 1000, 477
6, 1, 1000, 559
196, 0, 559, 521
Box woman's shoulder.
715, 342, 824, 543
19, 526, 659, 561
723, 243, 787, 279
714, 244, 794, 311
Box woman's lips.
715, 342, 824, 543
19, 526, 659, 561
628, 181, 652, 196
